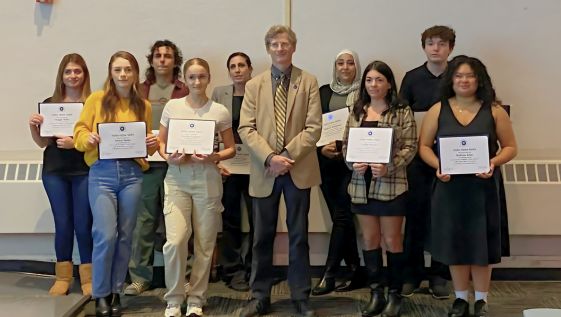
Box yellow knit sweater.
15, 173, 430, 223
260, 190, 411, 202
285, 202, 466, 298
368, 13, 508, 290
74, 90, 157, 171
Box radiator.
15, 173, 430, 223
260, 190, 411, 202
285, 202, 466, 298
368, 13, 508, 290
501, 160, 561, 235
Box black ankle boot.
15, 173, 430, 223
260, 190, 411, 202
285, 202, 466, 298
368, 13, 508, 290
311, 275, 336, 295
111, 293, 122, 316
362, 286, 386, 317
381, 290, 402, 317
95, 295, 111, 317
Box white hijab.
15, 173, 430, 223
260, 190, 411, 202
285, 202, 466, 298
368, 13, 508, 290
329, 49, 361, 107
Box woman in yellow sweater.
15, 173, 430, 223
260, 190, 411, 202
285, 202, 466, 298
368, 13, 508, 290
74, 51, 159, 317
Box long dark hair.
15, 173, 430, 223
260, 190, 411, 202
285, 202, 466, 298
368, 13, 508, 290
352, 60, 404, 120
102, 51, 145, 122
440, 55, 498, 106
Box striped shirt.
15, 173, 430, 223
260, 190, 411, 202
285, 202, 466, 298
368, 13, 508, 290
342, 105, 417, 203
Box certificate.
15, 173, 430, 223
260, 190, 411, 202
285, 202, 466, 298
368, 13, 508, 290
166, 119, 216, 154
219, 143, 250, 175
438, 135, 490, 175
38, 102, 83, 137
345, 127, 393, 163
316, 107, 350, 146
97, 122, 147, 159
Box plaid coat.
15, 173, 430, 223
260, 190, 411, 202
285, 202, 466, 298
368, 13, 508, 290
342, 105, 417, 203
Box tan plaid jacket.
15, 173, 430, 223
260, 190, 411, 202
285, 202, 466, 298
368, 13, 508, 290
342, 105, 417, 203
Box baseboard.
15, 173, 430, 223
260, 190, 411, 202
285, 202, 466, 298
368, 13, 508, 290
2, 260, 560, 285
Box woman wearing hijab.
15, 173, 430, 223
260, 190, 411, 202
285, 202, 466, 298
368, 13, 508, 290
312, 50, 364, 296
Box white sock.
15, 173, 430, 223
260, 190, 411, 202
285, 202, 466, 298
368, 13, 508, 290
454, 290, 469, 301
475, 291, 488, 302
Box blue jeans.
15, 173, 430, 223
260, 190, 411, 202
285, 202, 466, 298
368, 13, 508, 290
88, 159, 143, 298
42, 172, 92, 263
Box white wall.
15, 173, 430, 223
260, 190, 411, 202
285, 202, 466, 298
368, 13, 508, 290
0, 0, 560, 157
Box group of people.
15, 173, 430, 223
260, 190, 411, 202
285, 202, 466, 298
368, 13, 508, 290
28, 24, 517, 317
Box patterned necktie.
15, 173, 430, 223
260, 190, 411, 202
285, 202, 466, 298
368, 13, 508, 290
274, 75, 287, 153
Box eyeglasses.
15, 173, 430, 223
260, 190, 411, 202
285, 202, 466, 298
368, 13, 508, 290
269, 42, 292, 50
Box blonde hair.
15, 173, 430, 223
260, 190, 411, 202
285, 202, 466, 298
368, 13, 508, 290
264, 25, 297, 49
51, 53, 91, 102
182, 57, 211, 76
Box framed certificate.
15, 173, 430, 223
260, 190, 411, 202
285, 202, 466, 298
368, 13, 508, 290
438, 135, 490, 175
219, 143, 250, 175
345, 127, 393, 163
166, 119, 216, 155
97, 122, 147, 159
38, 102, 83, 137
316, 107, 350, 146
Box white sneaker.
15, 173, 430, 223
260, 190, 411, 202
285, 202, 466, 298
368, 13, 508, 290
186, 303, 203, 317
164, 303, 181, 317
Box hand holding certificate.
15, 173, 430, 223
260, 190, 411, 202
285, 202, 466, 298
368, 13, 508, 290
166, 119, 216, 154
316, 107, 350, 146
438, 135, 490, 175
39, 102, 83, 137
345, 127, 393, 163
219, 143, 250, 175
97, 122, 147, 159
147, 130, 166, 162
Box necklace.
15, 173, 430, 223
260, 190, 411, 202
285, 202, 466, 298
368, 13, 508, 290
452, 98, 479, 113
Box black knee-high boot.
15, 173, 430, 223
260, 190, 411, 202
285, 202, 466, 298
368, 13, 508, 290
382, 251, 404, 317
362, 249, 386, 317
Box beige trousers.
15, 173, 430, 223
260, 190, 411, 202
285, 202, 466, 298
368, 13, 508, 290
163, 163, 223, 306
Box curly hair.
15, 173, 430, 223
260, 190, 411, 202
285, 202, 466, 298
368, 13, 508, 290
145, 40, 183, 82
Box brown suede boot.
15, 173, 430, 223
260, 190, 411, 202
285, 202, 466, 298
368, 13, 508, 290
79, 263, 92, 296
49, 261, 73, 296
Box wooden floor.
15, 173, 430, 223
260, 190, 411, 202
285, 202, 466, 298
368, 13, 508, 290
77, 279, 561, 317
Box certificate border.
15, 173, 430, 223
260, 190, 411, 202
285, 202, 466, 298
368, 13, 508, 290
345, 127, 394, 163
96, 121, 148, 160
38, 101, 84, 137
437, 134, 490, 175
316, 107, 350, 147
165, 118, 216, 155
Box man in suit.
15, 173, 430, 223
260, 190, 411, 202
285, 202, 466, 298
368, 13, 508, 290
238, 25, 322, 317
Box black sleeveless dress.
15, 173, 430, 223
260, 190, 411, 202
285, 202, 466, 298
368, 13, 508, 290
430, 99, 503, 265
